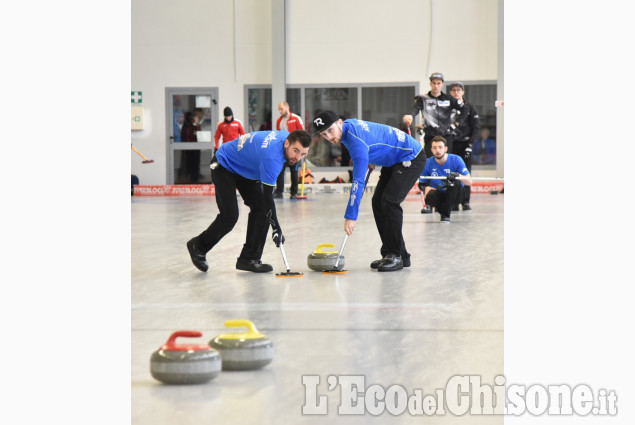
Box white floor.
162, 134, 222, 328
131, 191, 504, 424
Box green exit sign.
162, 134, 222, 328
131, 91, 142, 103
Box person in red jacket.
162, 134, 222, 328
214, 106, 245, 151
275, 102, 305, 198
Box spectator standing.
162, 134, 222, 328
173, 110, 185, 142
275, 102, 305, 199
472, 127, 497, 165
181, 111, 200, 182
447, 82, 479, 210
404, 72, 462, 157
214, 106, 245, 151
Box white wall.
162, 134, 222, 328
132, 0, 498, 184
131, 0, 272, 184
288, 0, 497, 85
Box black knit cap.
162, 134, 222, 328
223, 107, 233, 117
312, 110, 340, 135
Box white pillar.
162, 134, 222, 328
271, 0, 286, 121
496, 0, 504, 177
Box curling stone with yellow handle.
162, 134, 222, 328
307, 243, 345, 271
209, 320, 274, 370
150, 330, 221, 384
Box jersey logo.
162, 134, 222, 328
389, 127, 406, 142
236, 133, 252, 151
355, 119, 370, 132
262, 131, 277, 148
438, 100, 450, 107
349, 180, 359, 206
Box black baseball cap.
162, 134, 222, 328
429, 72, 444, 82
312, 110, 340, 135
448, 82, 465, 90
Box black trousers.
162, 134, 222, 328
452, 140, 472, 203
425, 183, 465, 217
275, 162, 298, 196
424, 133, 453, 158
371, 149, 426, 259
197, 163, 269, 261
184, 150, 201, 182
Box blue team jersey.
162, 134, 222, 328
420, 154, 469, 192
341, 119, 422, 220
215, 131, 290, 186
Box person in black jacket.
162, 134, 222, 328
403, 72, 462, 157
448, 82, 479, 211
181, 111, 200, 182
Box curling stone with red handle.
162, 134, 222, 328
150, 330, 221, 384
209, 320, 274, 371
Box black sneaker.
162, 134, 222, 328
421, 205, 432, 214
290, 194, 297, 199
273, 192, 283, 199
187, 238, 209, 272
440, 215, 451, 223
236, 258, 273, 273
462, 203, 472, 211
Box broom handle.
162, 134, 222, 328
334, 234, 348, 269
279, 244, 291, 272
299, 159, 306, 196
131, 145, 149, 161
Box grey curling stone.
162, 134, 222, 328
150, 330, 221, 384
209, 320, 274, 371
307, 243, 345, 271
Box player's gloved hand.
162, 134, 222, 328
418, 182, 427, 192
465, 144, 472, 159
447, 172, 460, 185
272, 227, 285, 247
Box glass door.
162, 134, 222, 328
165, 87, 218, 184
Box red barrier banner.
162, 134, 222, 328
407, 181, 504, 194
470, 182, 504, 193
134, 185, 215, 196
134, 182, 502, 197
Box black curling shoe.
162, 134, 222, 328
370, 259, 382, 269
371, 255, 410, 269
187, 238, 209, 272
377, 254, 404, 272
236, 258, 273, 273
